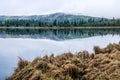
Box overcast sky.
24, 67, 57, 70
0, 0, 120, 18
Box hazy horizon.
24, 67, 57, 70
0, 0, 120, 18
0, 12, 112, 19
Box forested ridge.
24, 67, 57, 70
0, 13, 120, 27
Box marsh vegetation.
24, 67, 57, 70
7, 43, 120, 80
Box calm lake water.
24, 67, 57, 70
0, 28, 120, 79
0, 28, 120, 40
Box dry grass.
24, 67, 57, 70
7, 42, 120, 80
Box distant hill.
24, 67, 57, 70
0, 13, 120, 27
0, 13, 107, 21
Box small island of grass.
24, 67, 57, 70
7, 42, 120, 80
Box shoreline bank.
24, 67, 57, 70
0, 26, 120, 29
7, 42, 120, 80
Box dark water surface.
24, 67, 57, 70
0, 28, 120, 40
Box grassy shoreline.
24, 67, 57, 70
7, 42, 120, 80
0, 26, 120, 29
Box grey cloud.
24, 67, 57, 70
0, 0, 120, 18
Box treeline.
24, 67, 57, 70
0, 18, 120, 27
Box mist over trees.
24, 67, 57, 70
0, 13, 120, 27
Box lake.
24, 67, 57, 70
0, 28, 120, 79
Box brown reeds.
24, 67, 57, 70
7, 42, 120, 80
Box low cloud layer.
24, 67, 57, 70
0, 0, 120, 18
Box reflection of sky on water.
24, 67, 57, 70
0, 35, 120, 79
0, 28, 120, 40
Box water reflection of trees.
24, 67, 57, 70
0, 28, 119, 40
